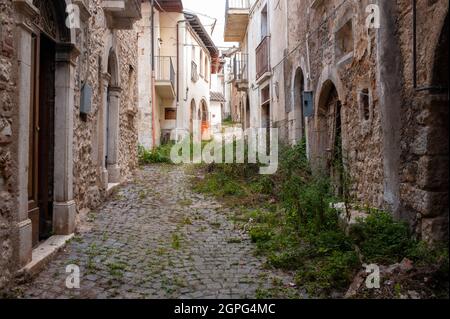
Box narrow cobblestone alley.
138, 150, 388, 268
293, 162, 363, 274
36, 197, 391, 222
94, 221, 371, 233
16, 165, 298, 299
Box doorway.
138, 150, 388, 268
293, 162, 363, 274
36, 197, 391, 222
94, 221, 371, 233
28, 34, 56, 247
317, 81, 344, 197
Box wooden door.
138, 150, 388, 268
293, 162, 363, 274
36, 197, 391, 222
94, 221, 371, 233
28, 33, 56, 247
28, 33, 40, 246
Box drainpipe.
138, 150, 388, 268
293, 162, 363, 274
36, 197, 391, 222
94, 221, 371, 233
176, 19, 189, 140
150, 0, 156, 148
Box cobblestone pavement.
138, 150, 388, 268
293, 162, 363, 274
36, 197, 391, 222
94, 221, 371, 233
17, 165, 300, 299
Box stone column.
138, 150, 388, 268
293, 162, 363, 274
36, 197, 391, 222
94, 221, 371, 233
53, 43, 79, 235
107, 86, 122, 183
13, 0, 38, 267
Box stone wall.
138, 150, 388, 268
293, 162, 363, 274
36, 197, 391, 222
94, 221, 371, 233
0, 0, 140, 293
286, 0, 384, 208
283, 0, 449, 242
71, 0, 139, 213
395, 0, 449, 242
0, 0, 17, 293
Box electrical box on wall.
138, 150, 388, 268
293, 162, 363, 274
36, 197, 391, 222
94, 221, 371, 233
80, 83, 93, 115
302, 91, 314, 118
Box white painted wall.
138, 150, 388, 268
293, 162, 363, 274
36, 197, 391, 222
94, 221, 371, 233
210, 101, 223, 132
179, 23, 212, 138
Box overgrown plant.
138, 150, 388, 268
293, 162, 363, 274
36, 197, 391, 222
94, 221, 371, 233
191, 138, 449, 298
138, 144, 173, 164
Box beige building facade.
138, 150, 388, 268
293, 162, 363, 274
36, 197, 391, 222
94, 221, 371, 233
137, 1, 220, 147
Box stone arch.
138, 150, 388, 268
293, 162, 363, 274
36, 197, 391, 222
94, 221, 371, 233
431, 14, 449, 89
32, 0, 76, 43
104, 48, 121, 184
200, 99, 209, 122
245, 94, 250, 130
416, 13, 449, 243
314, 77, 345, 196
190, 98, 197, 133
200, 99, 210, 140
314, 66, 345, 121
293, 67, 306, 142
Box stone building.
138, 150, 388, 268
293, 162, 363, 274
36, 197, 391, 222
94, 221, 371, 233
224, 0, 448, 242
0, 0, 141, 292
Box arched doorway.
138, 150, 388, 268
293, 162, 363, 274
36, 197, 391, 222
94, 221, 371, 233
105, 49, 121, 184
245, 95, 250, 130
27, 0, 77, 246
190, 99, 196, 134
316, 80, 344, 197
293, 68, 306, 142
200, 100, 210, 140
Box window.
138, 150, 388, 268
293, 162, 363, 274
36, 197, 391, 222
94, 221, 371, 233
191, 61, 199, 82
200, 50, 204, 77
261, 85, 270, 105
359, 88, 370, 121
335, 20, 354, 61
165, 108, 177, 120
261, 5, 268, 40
192, 45, 196, 62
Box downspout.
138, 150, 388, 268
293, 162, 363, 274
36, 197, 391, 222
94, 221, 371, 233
149, 0, 157, 148
177, 19, 189, 140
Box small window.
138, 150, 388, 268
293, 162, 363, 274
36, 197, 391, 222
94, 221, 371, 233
359, 88, 370, 121
200, 51, 204, 76
165, 108, 177, 120
335, 20, 354, 60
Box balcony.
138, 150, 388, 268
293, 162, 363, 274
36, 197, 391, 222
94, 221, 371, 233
256, 36, 271, 82
155, 56, 176, 100
224, 0, 250, 42
231, 53, 248, 90
102, 0, 142, 29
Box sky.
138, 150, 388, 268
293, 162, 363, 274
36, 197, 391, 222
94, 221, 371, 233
182, 0, 236, 49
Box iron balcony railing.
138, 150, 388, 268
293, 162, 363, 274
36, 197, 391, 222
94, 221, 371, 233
155, 56, 175, 89
232, 53, 248, 82
256, 36, 270, 80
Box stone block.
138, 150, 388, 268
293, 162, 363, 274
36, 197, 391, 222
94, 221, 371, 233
53, 200, 76, 235
400, 184, 448, 217
17, 219, 32, 267
417, 155, 449, 189
422, 215, 449, 244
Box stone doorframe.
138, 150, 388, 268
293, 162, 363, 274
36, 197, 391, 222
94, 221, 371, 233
311, 65, 345, 172
99, 43, 122, 189
14, 0, 79, 268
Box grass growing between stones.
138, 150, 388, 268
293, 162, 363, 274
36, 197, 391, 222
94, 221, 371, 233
190, 139, 449, 298
138, 144, 174, 164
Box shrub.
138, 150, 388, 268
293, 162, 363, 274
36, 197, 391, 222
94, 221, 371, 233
350, 211, 415, 264
138, 144, 173, 164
